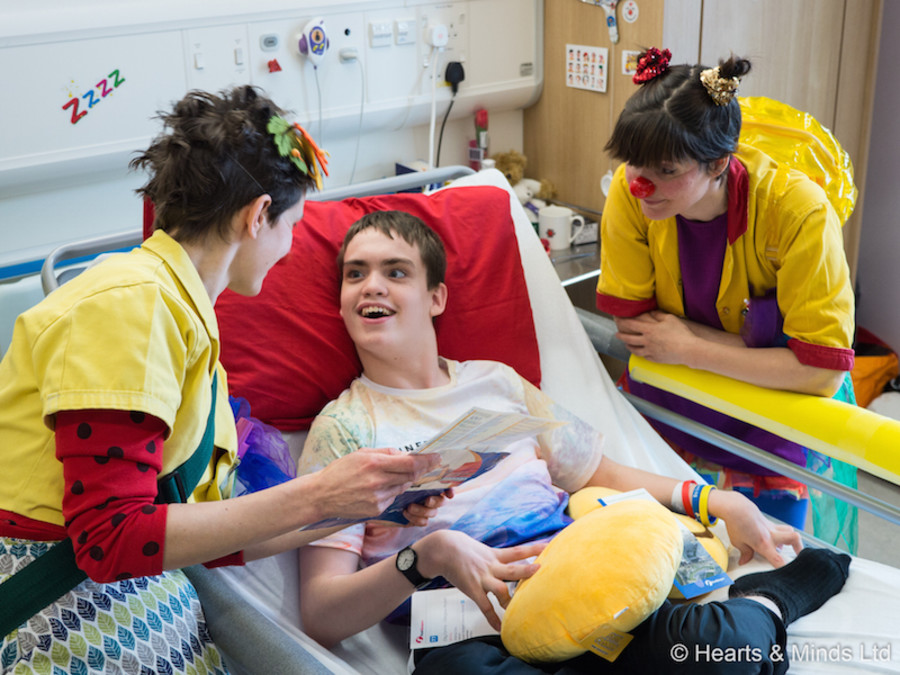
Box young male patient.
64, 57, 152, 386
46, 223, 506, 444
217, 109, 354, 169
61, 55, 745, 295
297, 210, 851, 674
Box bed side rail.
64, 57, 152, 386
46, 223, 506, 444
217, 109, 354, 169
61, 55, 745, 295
576, 310, 900, 527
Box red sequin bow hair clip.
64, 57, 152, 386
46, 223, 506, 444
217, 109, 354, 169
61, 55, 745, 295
633, 47, 672, 84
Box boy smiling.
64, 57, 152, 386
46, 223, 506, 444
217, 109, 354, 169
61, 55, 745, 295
296, 210, 850, 674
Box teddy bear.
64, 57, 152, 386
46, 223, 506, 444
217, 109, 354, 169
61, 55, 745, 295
491, 149, 557, 224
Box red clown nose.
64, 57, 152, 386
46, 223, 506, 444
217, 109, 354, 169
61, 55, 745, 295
629, 175, 655, 198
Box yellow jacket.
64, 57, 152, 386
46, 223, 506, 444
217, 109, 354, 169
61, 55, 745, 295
597, 144, 854, 371
0, 230, 237, 527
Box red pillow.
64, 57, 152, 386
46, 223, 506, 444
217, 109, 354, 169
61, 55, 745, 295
214, 185, 541, 431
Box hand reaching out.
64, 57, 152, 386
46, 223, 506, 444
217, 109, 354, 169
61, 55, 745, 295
711, 489, 803, 567
310, 448, 440, 521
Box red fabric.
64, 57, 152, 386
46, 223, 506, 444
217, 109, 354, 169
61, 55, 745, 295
50, 409, 244, 582
215, 185, 541, 431
725, 157, 749, 245
0, 509, 66, 541
55, 409, 170, 582
143, 197, 155, 240
788, 338, 855, 371
596, 292, 657, 317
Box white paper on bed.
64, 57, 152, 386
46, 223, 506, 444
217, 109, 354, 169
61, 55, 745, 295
207, 169, 900, 674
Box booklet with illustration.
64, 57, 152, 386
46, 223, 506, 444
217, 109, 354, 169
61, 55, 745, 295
596, 488, 732, 599
303, 407, 566, 530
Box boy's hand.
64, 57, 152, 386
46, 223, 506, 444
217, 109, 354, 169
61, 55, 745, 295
400, 488, 455, 528
711, 489, 803, 567
312, 448, 440, 520
416, 530, 545, 631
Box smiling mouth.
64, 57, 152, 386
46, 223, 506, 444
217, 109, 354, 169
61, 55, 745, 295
359, 306, 396, 318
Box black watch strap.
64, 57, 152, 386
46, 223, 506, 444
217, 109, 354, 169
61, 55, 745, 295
396, 546, 431, 588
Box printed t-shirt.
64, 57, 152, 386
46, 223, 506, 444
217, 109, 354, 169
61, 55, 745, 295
299, 359, 604, 567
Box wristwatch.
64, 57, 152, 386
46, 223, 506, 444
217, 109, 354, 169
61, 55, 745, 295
396, 546, 432, 588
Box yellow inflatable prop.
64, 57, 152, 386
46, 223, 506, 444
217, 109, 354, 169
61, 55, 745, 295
739, 96, 857, 226
629, 356, 900, 487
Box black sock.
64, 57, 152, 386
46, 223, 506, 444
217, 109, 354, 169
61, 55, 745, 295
728, 547, 851, 625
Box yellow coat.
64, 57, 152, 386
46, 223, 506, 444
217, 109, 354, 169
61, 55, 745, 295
0, 230, 237, 527
596, 144, 854, 371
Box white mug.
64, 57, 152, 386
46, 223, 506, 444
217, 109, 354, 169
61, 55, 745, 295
538, 205, 586, 250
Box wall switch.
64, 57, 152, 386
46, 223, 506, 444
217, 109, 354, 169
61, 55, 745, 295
369, 20, 392, 48
395, 18, 415, 45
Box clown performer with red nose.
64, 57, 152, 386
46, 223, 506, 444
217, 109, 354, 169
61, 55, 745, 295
595, 48, 858, 553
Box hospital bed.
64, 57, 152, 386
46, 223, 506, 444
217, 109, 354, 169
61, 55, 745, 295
40, 167, 900, 673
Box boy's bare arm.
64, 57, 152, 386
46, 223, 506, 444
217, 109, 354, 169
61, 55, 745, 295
298, 532, 543, 648
584, 455, 801, 567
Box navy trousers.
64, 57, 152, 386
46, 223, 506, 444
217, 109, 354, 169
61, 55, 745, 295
413, 598, 789, 675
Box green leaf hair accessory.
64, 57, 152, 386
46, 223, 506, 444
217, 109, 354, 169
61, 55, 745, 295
267, 116, 330, 190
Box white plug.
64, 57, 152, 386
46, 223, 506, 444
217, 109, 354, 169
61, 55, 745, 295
426, 23, 449, 48
339, 47, 359, 63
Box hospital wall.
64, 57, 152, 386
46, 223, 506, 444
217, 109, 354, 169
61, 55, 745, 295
0, 0, 541, 351
856, 0, 900, 355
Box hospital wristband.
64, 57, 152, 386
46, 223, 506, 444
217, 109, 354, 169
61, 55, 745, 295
697, 484, 718, 527
671, 480, 697, 516
690, 482, 703, 521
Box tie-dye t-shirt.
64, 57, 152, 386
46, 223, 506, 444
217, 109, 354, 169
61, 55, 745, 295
298, 359, 604, 567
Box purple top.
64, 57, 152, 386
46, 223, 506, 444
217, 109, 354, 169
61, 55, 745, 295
677, 213, 726, 331
626, 212, 806, 474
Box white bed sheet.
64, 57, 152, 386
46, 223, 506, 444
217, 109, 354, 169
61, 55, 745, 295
208, 169, 900, 674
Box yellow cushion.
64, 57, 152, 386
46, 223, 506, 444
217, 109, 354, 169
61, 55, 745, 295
567, 486, 729, 600
500, 498, 682, 663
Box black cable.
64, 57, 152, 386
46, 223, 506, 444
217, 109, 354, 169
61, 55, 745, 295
435, 95, 455, 168
436, 61, 465, 168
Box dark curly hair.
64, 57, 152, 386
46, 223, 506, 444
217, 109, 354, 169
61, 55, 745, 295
605, 54, 751, 171
130, 85, 316, 243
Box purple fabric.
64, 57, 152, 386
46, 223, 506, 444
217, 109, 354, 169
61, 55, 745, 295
676, 213, 727, 331
631, 213, 806, 474
741, 290, 785, 348
626, 373, 806, 473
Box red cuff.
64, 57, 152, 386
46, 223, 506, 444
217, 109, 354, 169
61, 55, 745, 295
56, 409, 170, 582
204, 551, 245, 568
596, 292, 657, 317
787, 338, 855, 371
0, 509, 66, 541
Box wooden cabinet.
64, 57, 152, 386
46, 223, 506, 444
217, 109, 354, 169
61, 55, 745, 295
524, 0, 882, 279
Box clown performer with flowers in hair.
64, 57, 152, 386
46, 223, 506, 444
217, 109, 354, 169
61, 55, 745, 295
0, 85, 442, 671
596, 49, 859, 552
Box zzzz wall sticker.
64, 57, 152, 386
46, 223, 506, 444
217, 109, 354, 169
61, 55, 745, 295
566, 44, 608, 93
61, 69, 126, 125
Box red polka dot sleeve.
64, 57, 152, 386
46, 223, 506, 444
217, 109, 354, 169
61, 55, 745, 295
55, 409, 243, 582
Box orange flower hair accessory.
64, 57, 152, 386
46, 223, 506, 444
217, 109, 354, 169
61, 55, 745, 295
267, 116, 330, 190
633, 47, 672, 84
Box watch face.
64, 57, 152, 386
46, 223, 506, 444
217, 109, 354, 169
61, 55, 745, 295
397, 548, 416, 571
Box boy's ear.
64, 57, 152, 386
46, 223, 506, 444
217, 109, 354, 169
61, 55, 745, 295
430, 282, 449, 318
242, 194, 273, 239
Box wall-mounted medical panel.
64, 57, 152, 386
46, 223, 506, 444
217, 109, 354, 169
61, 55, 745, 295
0, 0, 541, 196
0, 31, 188, 195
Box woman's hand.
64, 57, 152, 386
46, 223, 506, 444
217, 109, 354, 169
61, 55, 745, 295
615, 311, 700, 365
310, 448, 440, 521
416, 530, 545, 631
710, 489, 802, 567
